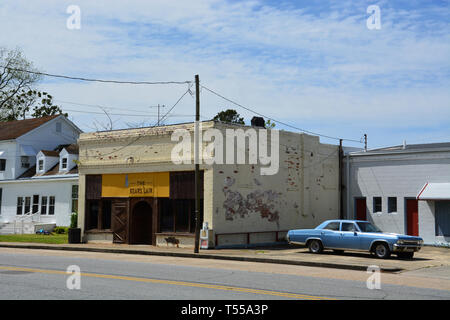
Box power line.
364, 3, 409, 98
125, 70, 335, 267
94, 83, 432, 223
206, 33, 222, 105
84, 87, 192, 158
1, 66, 192, 85
54, 99, 164, 114
201, 85, 363, 144
63, 108, 197, 118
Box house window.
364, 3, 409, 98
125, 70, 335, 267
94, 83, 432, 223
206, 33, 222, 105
0, 159, 6, 171
24, 197, 31, 214
62, 158, 68, 169
17, 197, 23, 215
41, 196, 48, 215
388, 197, 397, 213
32, 195, 39, 213
21, 156, 30, 168
71, 185, 78, 213
38, 159, 44, 171
87, 200, 100, 230
373, 197, 382, 213
159, 198, 203, 233
435, 201, 450, 237
49, 196, 55, 215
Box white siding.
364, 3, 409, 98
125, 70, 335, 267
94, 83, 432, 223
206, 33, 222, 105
0, 179, 77, 226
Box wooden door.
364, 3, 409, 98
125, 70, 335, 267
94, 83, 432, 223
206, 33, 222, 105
406, 199, 419, 236
355, 198, 367, 221
111, 199, 129, 243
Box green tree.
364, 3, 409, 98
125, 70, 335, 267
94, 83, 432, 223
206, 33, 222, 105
265, 119, 276, 128
0, 47, 66, 121
1, 89, 67, 121
213, 109, 244, 125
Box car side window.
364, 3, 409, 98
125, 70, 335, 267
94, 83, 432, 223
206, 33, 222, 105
323, 222, 340, 231
341, 223, 356, 232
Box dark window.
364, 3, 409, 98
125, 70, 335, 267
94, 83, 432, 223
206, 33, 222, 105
323, 222, 340, 231
49, 196, 55, 215
435, 201, 450, 237
175, 200, 190, 233
341, 222, 357, 232
388, 197, 397, 213
17, 197, 23, 215
71, 185, 78, 213
0, 159, 6, 171
41, 196, 48, 215
158, 198, 203, 234
21, 156, 30, 168
102, 200, 112, 230
38, 160, 44, 171
62, 158, 68, 169
87, 200, 99, 230
159, 198, 174, 232
32, 195, 39, 213
24, 197, 31, 214
0, 188, 2, 214
373, 197, 382, 213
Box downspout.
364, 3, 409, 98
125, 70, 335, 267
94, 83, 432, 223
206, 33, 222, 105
346, 154, 350, 220
339, 140, 344, 219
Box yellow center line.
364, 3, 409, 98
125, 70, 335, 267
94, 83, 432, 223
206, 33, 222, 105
0, 265, 336, 300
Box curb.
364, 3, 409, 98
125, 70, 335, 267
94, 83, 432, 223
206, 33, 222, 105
0, 243, 403, 273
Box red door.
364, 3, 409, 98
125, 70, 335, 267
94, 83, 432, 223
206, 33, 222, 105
406, 199, 419, 236
356, 198, 367, 221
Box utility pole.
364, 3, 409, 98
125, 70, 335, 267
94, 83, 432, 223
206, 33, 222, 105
194, 74, 201, 254
364, 134, 367, 152
156, 104, 165, 126
339, 139, 344, 219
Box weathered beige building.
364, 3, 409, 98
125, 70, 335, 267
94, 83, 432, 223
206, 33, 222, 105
77, 120, 340, 248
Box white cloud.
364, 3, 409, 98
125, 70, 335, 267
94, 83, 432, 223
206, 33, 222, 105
0, 0, 449, 146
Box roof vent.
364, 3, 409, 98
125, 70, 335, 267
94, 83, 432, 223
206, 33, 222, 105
251, 116, 265, 128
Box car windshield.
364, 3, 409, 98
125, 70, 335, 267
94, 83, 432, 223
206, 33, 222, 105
357, 222, 382, 233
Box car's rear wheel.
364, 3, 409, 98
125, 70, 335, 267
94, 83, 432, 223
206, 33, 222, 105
308, 239, 323, 254
373, 243, 391, 259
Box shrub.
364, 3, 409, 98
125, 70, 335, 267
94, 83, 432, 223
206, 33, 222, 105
70, 213, 78, 229
54, 227, 68, 234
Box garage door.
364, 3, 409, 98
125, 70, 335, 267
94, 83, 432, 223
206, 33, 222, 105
435, 201, 450, 237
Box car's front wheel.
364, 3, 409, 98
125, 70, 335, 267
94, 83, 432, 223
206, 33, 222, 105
308, 239, 323, 254
373, 243, 391, 259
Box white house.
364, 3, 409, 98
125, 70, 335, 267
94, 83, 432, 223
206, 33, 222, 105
0, 115, 82, 234
343, 142, 450, 246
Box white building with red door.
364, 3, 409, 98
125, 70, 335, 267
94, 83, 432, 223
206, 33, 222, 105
343, 142, 450, 246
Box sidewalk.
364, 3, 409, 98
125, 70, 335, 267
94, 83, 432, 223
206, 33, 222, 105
0, 241, 448, 273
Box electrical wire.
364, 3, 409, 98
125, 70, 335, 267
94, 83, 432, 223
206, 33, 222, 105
1, 66, 192, 85
201, 85, 362, 144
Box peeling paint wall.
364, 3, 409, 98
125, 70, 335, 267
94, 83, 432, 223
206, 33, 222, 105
211, 125, 340, 245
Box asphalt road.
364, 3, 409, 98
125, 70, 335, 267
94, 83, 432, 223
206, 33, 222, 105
0, 248, 449, 300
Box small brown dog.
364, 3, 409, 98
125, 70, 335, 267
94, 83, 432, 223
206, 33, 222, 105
165, 236, 180, 248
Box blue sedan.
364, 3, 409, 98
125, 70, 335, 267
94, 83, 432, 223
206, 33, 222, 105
287, 220, 423, 259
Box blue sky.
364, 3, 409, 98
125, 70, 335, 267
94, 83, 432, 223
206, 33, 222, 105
1, 0, 449, 148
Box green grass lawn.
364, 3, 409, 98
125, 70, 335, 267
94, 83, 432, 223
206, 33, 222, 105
0, 233, 68, 244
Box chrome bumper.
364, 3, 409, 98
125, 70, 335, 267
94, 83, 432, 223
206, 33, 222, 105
393, 244, 422, 252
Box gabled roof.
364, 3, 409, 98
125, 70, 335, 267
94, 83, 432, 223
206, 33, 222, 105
0, 115, 59, 141
39, 150, 60, 157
